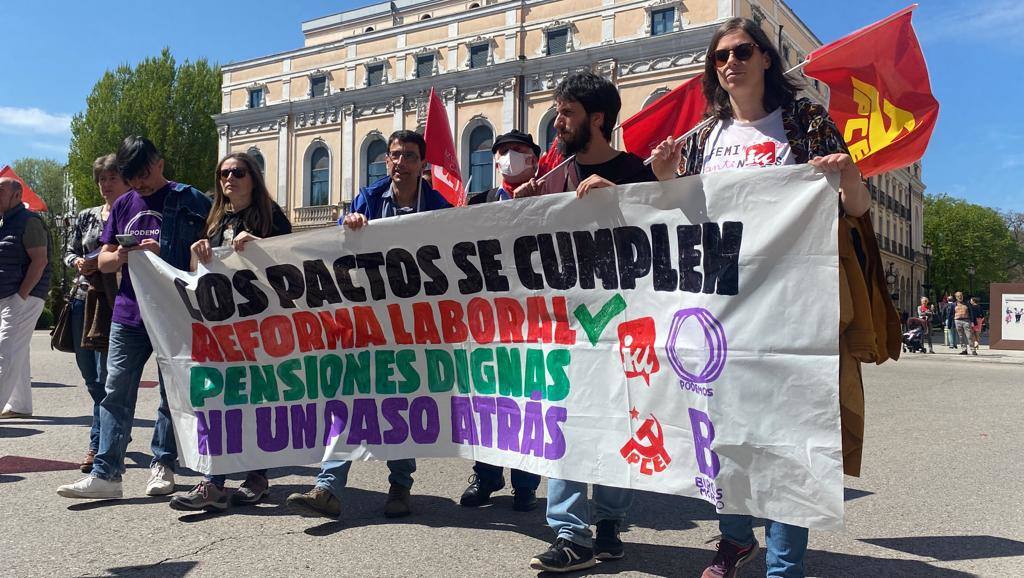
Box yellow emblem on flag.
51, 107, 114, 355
843, 77, 916, 161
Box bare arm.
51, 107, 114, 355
18, 246, 48, 300
97, 243, 127, 274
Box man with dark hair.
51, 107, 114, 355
525, 71, 656, 573
517, 71, 654, 201
458, 129, 542, 511
287, 129, 450, 519
0, 177, 50, 419
58, 135, 211, 500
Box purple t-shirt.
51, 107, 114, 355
100, 183, 172, 328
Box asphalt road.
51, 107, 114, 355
1, 332, 1022, 577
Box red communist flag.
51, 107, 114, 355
803, 5, 938, 178
621, 73, 706, 159
422, 88, 465, 206
0, 165, 48, 212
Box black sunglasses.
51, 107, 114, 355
713, 42, 758, 64
219, 167, 248, 180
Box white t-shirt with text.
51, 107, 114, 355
700, 108, 794, 174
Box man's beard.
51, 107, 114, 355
558, 121, 592, 156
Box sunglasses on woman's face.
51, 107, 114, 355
713, 42, 758, 64
219, 167, 248, 180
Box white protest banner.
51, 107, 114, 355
131, 164, 843, 530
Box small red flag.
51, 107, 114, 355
621, 74, 707, 159
803, 5, 938, 177
0, 165, 48, 212
537, 136, 564, 178
422, 88, 465, 206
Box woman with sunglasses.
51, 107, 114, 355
170, 152, 291, 511
651, 17, 869, 578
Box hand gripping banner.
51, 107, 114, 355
131, 165, 844, 529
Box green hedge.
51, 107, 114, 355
36, 307, 53, 330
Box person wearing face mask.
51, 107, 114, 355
458, 130, 542, 511
468, 129, 540, 206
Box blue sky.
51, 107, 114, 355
2, 0, 1020, 211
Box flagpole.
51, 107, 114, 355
641, 61, 810, 167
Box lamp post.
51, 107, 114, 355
922, 243, 934, 353
967, 264, 976, 298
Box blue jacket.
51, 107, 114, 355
160, 183, 212, 271
341, 176, 451, 223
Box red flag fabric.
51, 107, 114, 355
803, 5, 938, 178
621, 73, 707, 159
536, 136, 563, 178
422, 88, 465, 206
0, 165, 48, 212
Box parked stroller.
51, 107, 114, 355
902, 317, 928, 353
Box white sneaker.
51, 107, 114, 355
146, 463, 175, 496
57, 476, 123, 499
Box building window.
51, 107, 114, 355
365, 26, 375, 32
651, 7, 675, 36
469, 43, 489, 69
781, 43, 792, 66
248, 88, 264, 109
310, 147, 330, 206
420, 13, 432, 20
468, 125, 493, 193
416, 54, 435, 78
247, 148, 265, 174
366, 139, 388, 186
468, 2, 480, 7
546, 28, 569, 55
311, 75, 328, 98
367, 63, 384, 87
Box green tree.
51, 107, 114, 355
923, 194, 1023, 298
67, 48, 221, 208
12, 157, 73, 314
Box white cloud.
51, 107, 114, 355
29, 141, 70, 156
918, 1, 1024, 44
0, 106, 72, 135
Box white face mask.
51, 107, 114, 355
496, 150, 535, 179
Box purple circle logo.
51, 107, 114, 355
665, 308, 727, 384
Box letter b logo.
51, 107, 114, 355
688, 408, 720, 478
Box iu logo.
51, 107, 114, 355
620, 411, 671, 475
743, 141, 776, 166
618, 318, 660, 385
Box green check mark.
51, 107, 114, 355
573, 294, 626, 346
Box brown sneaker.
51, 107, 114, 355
383, 483, 411, 518
231, 472, 270, 506
286, 486, 340, 517
79, 449, 96, 473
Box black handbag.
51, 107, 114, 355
50, 295, 75, 353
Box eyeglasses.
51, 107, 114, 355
713, 42, 758, 64
388, 151, 420, 163
219, 167, 249, 180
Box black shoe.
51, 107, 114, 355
384, 483, 412, 518
512, 487, 537, 512
459, 474, 503, 507
529, 538, 596, 573
959, 350, 968, 355
594, 519, 625, 560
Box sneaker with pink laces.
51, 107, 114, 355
700, 538, 760, 578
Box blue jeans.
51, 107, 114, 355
546, 479, 633, 547
207, 469, 268, 488
473, 461, 541, 491
91, 323, 178, 480
70, 298, 108, 452
719, 514, 808, 578
315, 459, 416, 499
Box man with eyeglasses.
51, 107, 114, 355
58, 136, 211, 500
287, 130, 450, 520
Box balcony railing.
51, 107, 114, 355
292, 203, 350, 230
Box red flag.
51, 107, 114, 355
803, 5, 938, 178
422, 88, 465, 206
621, 74, 707, 159
0, 165, 48, 212
537, 136, 563, 178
